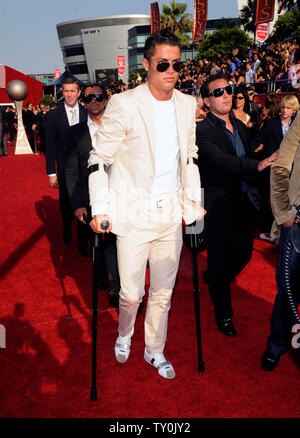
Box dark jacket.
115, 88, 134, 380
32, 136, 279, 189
251, 117, 284, 159
45, 103, 87, 177
64, 122, 92, 211
196, 112, 260, 227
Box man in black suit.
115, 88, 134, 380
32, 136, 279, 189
64, 83, 120, 306
23, 103, 36, 152
251, 95, 298, 241
0, 106, 8, 157
196, 73, 278, 336
45, 77, 87, 248
35, 103, 48, 153
246, 86, 260, 128
5, 107, 17, 144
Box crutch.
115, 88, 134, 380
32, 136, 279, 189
184, 221, 205, 372
90, 219, 110, 401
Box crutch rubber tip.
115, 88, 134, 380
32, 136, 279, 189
198, 361, 205, 372
100, 220, 110, 230
90, 388, 98, 401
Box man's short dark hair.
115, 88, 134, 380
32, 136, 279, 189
62, 77, 81, 90
144, 29, 181, 60
83, 82, 108, 100
200, 72, 229, 99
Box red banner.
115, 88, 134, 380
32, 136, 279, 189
193, 0, 207, 43
150, 2, 160, 33
255, 0, 275, 25
118, 56, 125, 76
256, 23, 269, 43
54, 69, 61, 80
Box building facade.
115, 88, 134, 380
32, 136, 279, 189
128, 18, 240, 72
56, 15, 150, 85
57, 14, 240, 84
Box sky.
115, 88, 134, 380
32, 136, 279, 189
0, 0, 239, 75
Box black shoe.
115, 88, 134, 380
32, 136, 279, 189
108, 288, 119, 308
97, 278, 108, 290
63, 230, 72, 244
202, 270, 209, 284
261, 350, 280, 371
79, 247, 92, 257
217, 318, 237, 336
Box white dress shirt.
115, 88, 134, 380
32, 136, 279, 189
65, 102, 79, 126
146, 93, 180, 206
87, 115, 99, 139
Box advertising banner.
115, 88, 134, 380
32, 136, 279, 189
256, 23, 269, 43
118, 56, 125, 76
255, 0, 275, 25
54, 69, 61, 80
193, 0, 207, 43
151, 2, 160, 33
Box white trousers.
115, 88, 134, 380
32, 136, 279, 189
116, 199, 183, 354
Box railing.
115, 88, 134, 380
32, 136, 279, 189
177, 78, 299, 98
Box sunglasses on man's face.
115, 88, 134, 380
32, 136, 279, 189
208, 85, 233, 98
151, 60, 183, 73
82, 93, 105, 104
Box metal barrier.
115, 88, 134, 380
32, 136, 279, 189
178, 78, 299, 102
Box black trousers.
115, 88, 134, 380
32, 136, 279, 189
206, 195, 256, 321
58, 173, 74, 235
267, 224, 300, 356
87, 226, 120, 290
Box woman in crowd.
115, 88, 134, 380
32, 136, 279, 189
254, 66, 267, 93
232, 87, 251, 126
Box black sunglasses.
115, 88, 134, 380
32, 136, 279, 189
236, 96, 245, 100
83, 93, 105, 103
208, 85, 233, 98
151, 60, 183, 73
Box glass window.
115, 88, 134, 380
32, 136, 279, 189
63, 46, 85, 57
68, 63, 88, 74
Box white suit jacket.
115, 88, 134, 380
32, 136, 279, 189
88, 83, 203, 236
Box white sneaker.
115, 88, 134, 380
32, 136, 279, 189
114, 331, 133, 363
144, 349, 175, 379
259, 233, 275, 243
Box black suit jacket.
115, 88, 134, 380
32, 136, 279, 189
64, 122, 92, 211
45, 103, 87, 177
251, 117, 284, 158
196, 113, 260, 228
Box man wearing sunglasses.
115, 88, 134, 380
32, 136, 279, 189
246, 86, 260, 125
64, 83, 120, 307
196, 72, 279, 337
88, 30, 204, 379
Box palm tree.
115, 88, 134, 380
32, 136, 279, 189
280, 0, 300, 11
239, 0, 257, 36
160, 1, 193, 47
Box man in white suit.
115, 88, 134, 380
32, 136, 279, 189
88, 30, 204, 379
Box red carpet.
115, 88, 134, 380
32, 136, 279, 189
0, 146, 299, 419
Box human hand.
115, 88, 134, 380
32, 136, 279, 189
49, 175, 59, 188
74, 207, 88, 224
89, 214, 112, 234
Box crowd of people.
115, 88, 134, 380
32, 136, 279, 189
126, 39, 300, 96
0, 101, 58, 156
1, 37, 298, 158
1, 30, 299, 379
